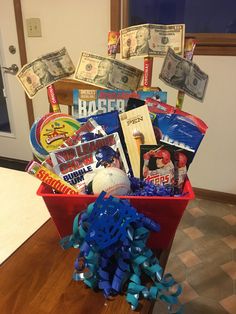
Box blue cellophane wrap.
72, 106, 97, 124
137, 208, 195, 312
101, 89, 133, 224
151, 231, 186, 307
128, 176, 175, 196
60, 192, 183, 313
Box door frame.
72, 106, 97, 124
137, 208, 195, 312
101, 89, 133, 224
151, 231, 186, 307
13, 0, 34, 127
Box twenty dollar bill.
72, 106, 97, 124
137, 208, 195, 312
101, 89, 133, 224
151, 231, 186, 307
120, 23, 185, 59
159, 48, 208, 101
74, 52, 143, 91
17, 47, 75, 98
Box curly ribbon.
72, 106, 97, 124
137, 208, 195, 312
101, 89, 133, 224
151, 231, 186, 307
60, 192, 183, 312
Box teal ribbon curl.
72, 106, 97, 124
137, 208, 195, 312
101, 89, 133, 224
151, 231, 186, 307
60, 192, 183, 313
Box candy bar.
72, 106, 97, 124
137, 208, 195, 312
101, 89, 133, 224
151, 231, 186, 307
26, 161, 79, 194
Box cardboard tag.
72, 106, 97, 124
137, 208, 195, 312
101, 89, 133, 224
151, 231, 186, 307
119, 104, 156, 177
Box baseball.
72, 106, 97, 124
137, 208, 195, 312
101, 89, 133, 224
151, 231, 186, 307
92, 167, 130, 196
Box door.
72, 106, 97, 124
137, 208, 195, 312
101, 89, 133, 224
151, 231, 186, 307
0, 0, 33, 161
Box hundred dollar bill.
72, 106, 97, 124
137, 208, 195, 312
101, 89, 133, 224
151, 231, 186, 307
74, 52, 143, 91
120, 23, 185, 59
17, 47, 75, 98
159, 48, 208, 102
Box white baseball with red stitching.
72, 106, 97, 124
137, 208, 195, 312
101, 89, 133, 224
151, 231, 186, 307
92, 167, 130, 196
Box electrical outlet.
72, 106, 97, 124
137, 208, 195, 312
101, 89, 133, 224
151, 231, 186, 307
26, 18, 42, 37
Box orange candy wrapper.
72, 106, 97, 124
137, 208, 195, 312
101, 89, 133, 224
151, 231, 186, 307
108, 31, 120, 58
26, 160, 79, 195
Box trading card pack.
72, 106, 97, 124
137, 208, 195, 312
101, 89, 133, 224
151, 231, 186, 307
140, 142, 194, 193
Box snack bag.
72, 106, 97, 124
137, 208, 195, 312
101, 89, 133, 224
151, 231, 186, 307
145, 98, 208, 151
145, 98, 175, 142
77, 110, 120, 135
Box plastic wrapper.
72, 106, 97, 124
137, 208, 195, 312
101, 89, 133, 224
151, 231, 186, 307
146, 98, 208, 151
77, 110, 120, 135
140, 143, 194, 194
26, 160, 79, 194
50, 133, 130, 193
43, 117, 106, 169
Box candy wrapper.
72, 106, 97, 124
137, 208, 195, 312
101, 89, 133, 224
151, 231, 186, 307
108, 31, 120, 58
50, 133, 130, 192
43, 117, 106, 169
61, 192, 183, 312
30, 112, 81, 161
72, 89, 167, 119
26, 160, 79, 194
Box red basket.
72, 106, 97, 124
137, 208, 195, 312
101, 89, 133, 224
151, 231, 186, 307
37, 179, 194, 250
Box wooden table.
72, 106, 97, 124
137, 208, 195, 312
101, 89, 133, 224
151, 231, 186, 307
0, 219, 165, 314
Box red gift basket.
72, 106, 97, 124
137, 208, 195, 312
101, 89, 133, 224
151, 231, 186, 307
37, 178, 194, 250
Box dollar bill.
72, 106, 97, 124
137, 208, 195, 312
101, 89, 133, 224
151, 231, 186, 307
120, 23, 185, 59
159, 48, 208, 102
17, 47, 75, 98
74, 52, 143, 91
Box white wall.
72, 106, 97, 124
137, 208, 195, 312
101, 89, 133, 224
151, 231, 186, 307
21, 0, 236, 194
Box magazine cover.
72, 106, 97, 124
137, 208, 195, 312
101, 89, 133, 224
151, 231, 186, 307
72, 89, 167, 118
50, 132, 130, 192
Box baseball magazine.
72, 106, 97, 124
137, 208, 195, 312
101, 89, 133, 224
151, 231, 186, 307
72, 89, 167, 118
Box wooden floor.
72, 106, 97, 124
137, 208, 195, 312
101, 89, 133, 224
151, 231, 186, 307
0, 219, 155, 314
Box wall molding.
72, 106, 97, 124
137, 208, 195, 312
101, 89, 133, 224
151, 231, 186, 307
193, 187, 236, 205
0, 156, 29, 172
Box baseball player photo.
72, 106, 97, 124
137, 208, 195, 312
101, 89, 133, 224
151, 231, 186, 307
95, 145, 124, 170
141, 145, 175, 186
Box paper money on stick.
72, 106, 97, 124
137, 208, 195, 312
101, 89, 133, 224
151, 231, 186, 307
159, 48, 208, 102
176, 38, 197, 109
17, 47, 75, 98
74, 52, 143, 91
120, 23, 185, 59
